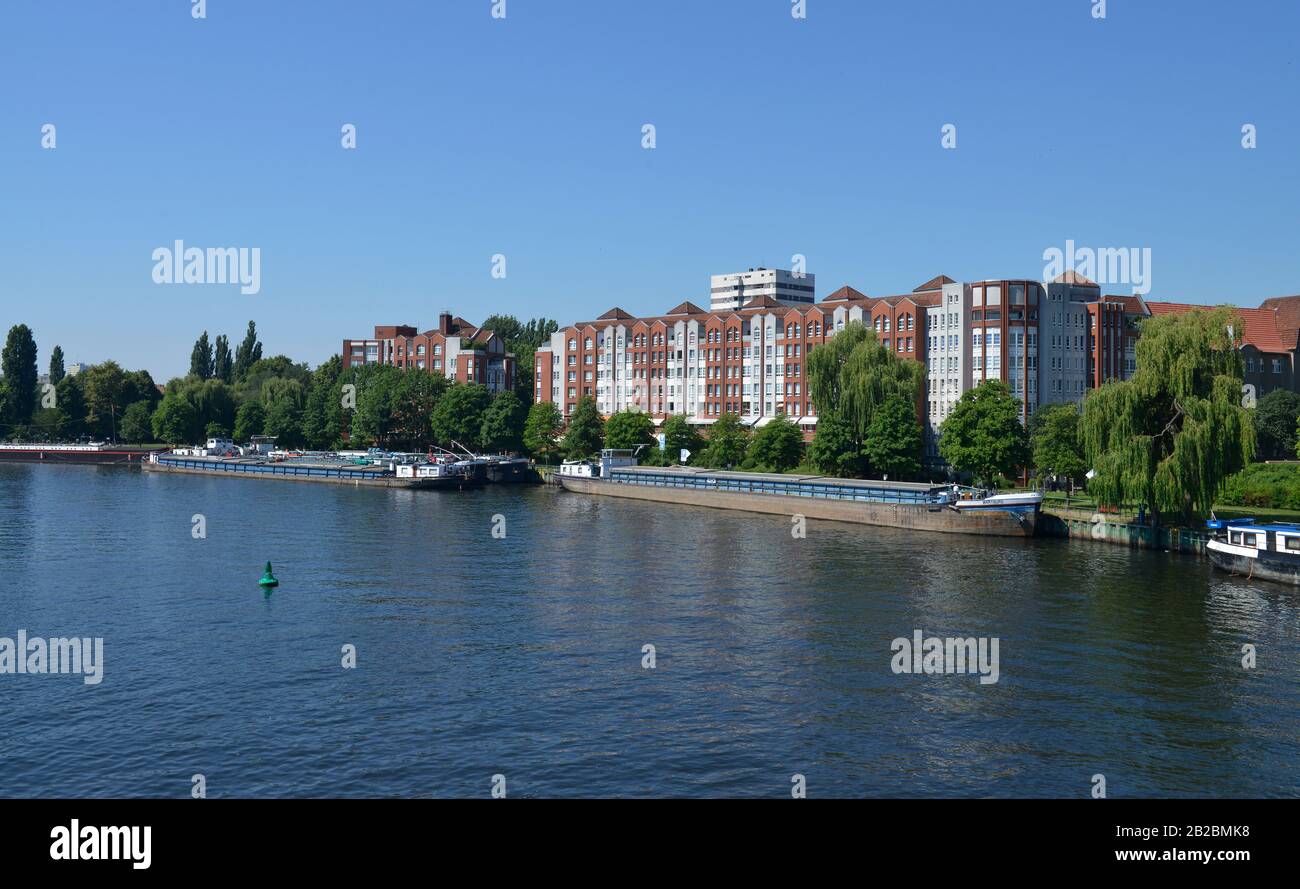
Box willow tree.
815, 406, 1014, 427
1080, 306, 1255, 524
806, 323, 925, 475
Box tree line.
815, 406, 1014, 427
0, 317, 559, 457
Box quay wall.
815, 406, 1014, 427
1039, 510, 1211, 556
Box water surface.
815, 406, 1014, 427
1, 463, 1296, 797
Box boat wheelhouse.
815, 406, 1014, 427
1207, 520, 1300, 586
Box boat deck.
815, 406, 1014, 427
604, 465, 940, 505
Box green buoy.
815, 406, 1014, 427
258, 561, 279, 588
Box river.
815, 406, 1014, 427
1, 463, 1296, 797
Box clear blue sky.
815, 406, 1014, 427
2, 0, 1297, 381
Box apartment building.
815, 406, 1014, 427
536, 271, 1300, 467
709, 267, 816, 312
534, 278, 937, 440
342, 311, 516, 392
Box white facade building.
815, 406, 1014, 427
709, 267, 815, 312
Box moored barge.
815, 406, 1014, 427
557, 451, 1040, 537
0, 442, 155, 465
144, 453, 479, 489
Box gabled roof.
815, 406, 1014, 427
1260, 295, 1300, 350
822, 285, 869, 303
913, 275, 954, 292
597, 307, 636, 320
664, 301, 707, 315
1053, 271, 1099, 287
741, 295, 784, 308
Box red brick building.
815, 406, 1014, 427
532, 279, 941, 440
343, 311, 515, 392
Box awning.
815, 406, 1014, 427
687, 418, 716, 425
741, 416, 762, 427
755, 417, 776, 427
651, 418, 664, 426
797, 416, 819, 426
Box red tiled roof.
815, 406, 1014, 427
1260, 295, 1300, 350
664, 301, 707, 315
822, 285, 869, 303
1144, 301, 1290, 354
597, 307, 635, 320
914, 274, 954, 292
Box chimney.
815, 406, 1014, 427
439, 311, 453, 335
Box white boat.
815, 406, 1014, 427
1207, 520, 1300, 586
949, 490, 1043, 513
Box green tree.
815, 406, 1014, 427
523, 402, 564, 462
190, 331, 214, 379
233, 321, 263, 380
301, 355, 345, 449
0, 381, 14, 436
1030, 402, 1087, 484
120, 401, 155, 443
806, 322, 925, 471
863, 395, 922, 479
561, 396, 604, 459
391, 370, 447, 450
234, 355, 311, 403
482, 315, 559, 397
29, 406, 69, 441
151, 397, 198, 444
213, 334, 233, 383
938, 380, 1030, 487
603, 409, 655, 452
1081, 306, 1255, 523
122, 369, 161, 409
82, 361, 128, 440
1, 324, 39, 425
661, 414, 703, 464
1253, 389, 1300, 461
53, 374, 86, 438
698, 412, 749, 469
806, 411, 868, 477
479, 390, 528, 452
48, 345, 65, 385
430, 383, 492, 450
234, 400, 266, 443
744, 415, 804, 472
261, 377, 306, 447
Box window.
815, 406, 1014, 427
1286, 537, 1300, 552
1243, 533, 1257, 547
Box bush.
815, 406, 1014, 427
1219, 463, 1300, 511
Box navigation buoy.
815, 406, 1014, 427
258, 561, 279, 588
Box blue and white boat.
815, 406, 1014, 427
947, 488, 1043, 516
1207, 520, 1300, 586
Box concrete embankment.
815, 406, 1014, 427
1038, 509, 1211, 556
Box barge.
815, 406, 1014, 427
0, 442, 155, 465
557, 451, 1040, 537
1206, 520, 1300, 586
144, 453, 480, 489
